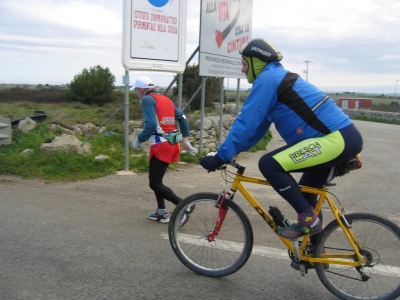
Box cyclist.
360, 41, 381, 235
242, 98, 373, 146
132, 76, 197, 224
199, 39, 363, 245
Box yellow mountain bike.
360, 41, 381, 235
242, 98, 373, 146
168, 159, 400, 300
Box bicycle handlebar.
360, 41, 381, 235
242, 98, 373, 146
219, 159, 246, 174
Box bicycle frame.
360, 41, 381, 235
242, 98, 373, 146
226, 170, 367, 268
169, 155, 400, 299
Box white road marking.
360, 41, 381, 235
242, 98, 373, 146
163, 233, 400, 277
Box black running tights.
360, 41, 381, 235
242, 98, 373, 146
148, 156, 182, 209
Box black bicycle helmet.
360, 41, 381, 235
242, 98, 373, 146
239, 38, 283, 62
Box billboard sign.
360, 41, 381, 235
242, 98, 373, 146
199, 0, 252, 78
122, 0, 187, 74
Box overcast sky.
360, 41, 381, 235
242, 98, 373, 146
1, 0, 399, 94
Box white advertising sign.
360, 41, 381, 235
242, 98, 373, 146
122, 0, 187, 74
199, 0, 252, 78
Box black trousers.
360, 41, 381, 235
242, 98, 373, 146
148, 156, 182, 209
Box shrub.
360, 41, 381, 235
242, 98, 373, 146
69, 65, 115, 106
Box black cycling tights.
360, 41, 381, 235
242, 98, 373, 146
148, 156, 182, 209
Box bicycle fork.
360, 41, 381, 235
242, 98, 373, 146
206, 190, 234, 242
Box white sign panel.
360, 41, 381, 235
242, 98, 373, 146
199, 0, 252, 78
122, 0, 187, 74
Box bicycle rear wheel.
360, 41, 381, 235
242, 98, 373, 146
314, 213, 400, 300
168, 192, 254, 277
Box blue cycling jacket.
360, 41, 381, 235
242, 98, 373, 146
217, 62, 352, 162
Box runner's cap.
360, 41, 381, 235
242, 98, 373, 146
134, 76, 155, 89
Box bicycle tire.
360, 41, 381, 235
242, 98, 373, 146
168, 192, 254, 277
314, 213, 400, 300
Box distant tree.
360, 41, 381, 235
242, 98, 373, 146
173, 64, 222, 110
69, 65, 115, 106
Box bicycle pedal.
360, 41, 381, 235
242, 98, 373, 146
299, 264, 307, 276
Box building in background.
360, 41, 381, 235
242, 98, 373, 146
339, 98, 372, 109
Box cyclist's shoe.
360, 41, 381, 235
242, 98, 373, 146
277, 207, 322, 239
290, 248, 329, 270
178, 204, 196, 227
148, 211, 169, 224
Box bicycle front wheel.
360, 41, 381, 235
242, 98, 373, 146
168, 192, 254, 277
314, 213, 400, 300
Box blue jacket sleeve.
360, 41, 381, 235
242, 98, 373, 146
137, 96, 157, 143
175, 107, 190, 137
216, 71, 277, 162
239, 118, 271, 150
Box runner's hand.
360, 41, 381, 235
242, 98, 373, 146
182, 137, 198, 156
132, 139, 142, 151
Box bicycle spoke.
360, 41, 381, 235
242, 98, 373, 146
315, 213, 400, 300
169, 193, 253, 277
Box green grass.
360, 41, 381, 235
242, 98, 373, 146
350, 115, 400, 125
0, 121, 271, 180
0, 92, 143, 133
0, 120, 270, 181
0, 97, 211, 180
2, 89, 397, 181
0, 124, 133, 180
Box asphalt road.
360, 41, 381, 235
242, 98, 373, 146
0, 120, 399, 300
